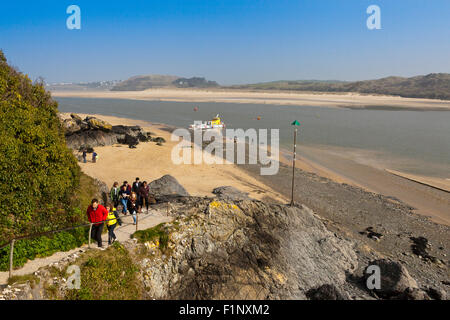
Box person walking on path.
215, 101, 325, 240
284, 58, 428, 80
92, 151, 98, 163
110, 182, 120, 208
119, 184, 130, 215
86, 199, 108, 248
82, 149, 87, 163
106, 204, 122, 245
127, 192, 139, 225
123, 181, 132, 194
138, 181, 150, 213
132, 178, 142, 212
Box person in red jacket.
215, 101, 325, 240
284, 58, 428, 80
86, 199, 108, 248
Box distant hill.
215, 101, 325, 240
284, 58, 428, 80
229, 73, 450, 100
111, 75, 180, 91
111, 75, 220, 91
172, 77, 219, 88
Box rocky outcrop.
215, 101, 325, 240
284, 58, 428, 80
137, 197, 359, 299
62, 114, 152, 150
92, 178, 110, 205
212, 186, 250, 201
148, 175, 190, 200
364, 259, 423, 299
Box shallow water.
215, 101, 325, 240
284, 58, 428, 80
56, 97, 450, 178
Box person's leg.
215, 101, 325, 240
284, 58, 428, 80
110, 223, 117, 242
121, 199, 128, 214
107, 225, 112, 244
132, 210, 137, 224
96, 224, 104, 247
91, 224, 97, 243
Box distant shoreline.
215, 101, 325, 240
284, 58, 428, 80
52, 88, 450, 111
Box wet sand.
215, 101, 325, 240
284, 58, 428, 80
52, 88, 450, 111
289, 145, 450, 226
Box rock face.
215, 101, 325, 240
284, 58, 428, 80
62, 114, 151, 150
364, 259, 419, 299
92, 178, 110, 205
139, 197, 358, 299
148, 175, 190, 199
306, 284, 348, 300
212, 186, 250, 201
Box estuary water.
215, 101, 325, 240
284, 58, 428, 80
56, 97, 450, 178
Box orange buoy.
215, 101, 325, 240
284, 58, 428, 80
194, 107, 199, 112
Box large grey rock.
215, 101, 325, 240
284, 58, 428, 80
212, 186, 250, 201
93, 178, 110, 205
65, 130, 119, 150
364, 259, 419, 298
148, 175, 190, 198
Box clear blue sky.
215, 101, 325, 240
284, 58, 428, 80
1, 0, 449, 84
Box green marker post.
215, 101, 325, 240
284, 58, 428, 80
291, 120, 301, 206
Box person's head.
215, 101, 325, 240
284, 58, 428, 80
113, 182, 118, 187
107, 203, 114, 212
123, 181, 128, 185
143, 181, 147, 186
91, 199, 99, 209
135, 177, 140, 182
121, 185, 126, 191
130, 192, 137, 201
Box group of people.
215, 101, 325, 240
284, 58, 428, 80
110, 178, 156, 222
86, 177, 157, 248
86, 199, 122, 248
81, 149, 98, 163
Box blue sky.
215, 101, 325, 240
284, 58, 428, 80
1, 0, 449, 84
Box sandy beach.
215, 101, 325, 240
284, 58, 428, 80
60, 113, 287, 203
53, 88, 450, 111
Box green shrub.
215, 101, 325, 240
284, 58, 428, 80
0, 227, 89, 271
0, 51, 81, 242
132, 223, 167, 243
0, 172, 101, 271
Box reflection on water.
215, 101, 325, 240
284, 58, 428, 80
56, 97, 450, 177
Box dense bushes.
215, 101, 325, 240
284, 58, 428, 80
0, 50, 81, 244
0, 172, 101, 271
0, 228, 88, 271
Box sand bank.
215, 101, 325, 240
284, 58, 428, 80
53, 88, 450, 111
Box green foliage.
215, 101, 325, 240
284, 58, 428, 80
0, 172, 100, 271
63, 242, 142, 300
0, 228, 89, 271
132, 223, 167, 244
0, 51, 81, 242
